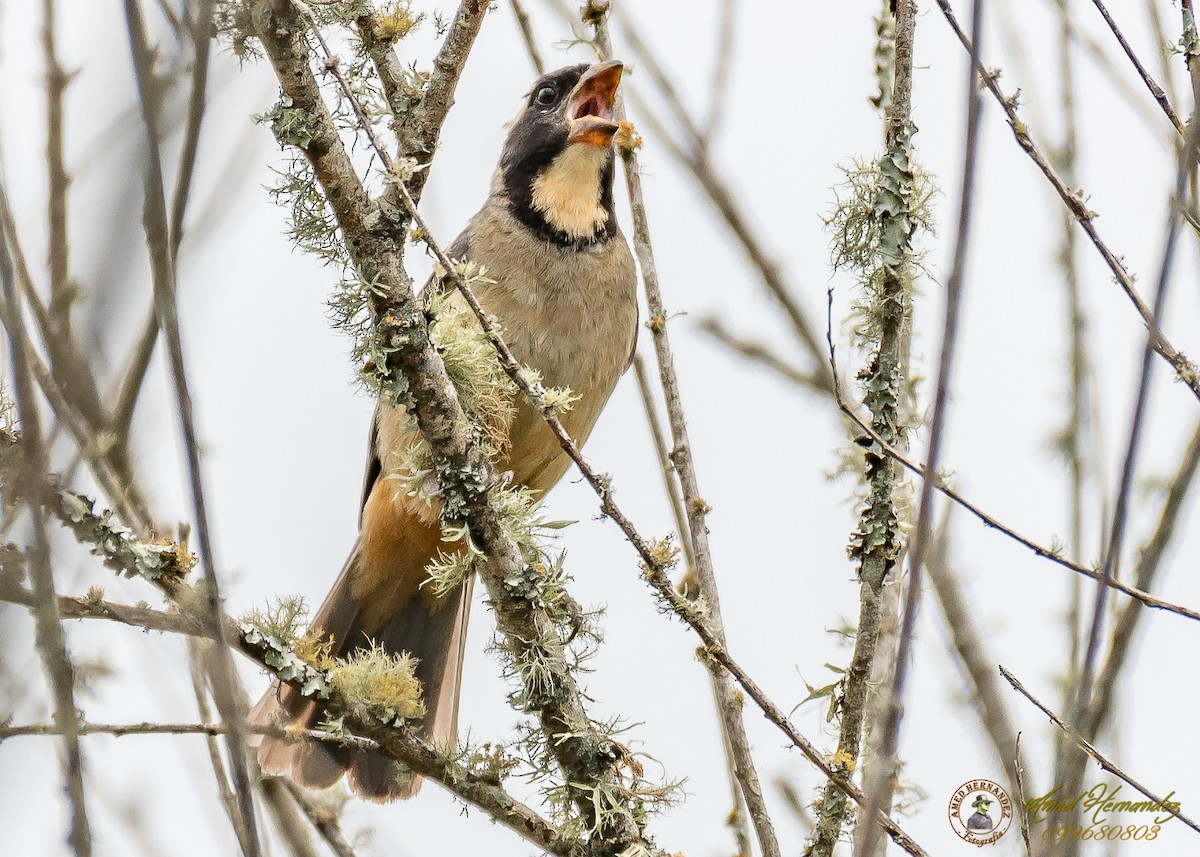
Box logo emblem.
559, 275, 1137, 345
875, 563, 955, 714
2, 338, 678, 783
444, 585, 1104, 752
949, 779, 1013, 846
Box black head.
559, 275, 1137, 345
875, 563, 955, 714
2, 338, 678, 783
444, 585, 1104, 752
498, 61, 624, 249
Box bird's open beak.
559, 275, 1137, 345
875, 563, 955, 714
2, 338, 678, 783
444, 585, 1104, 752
566, 60, 623, 148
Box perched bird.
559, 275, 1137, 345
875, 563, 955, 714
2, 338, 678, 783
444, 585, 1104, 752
250, 60, 638, 801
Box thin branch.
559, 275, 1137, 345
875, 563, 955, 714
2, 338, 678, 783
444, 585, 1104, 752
0, 181, 92, 857
273, 779, 359, 857
186, 638, 254, 857
584, 8, 781, 856
825, 304, 1200, 623
256, 777, 327, 857
40, 0, 105, 430
697, 316, 833, 396
1086, 0, 1185, 135
934, 0, 1200, 402
0, 582, 207, 637
43, 0, 70, 316
1013, 734, 1033, 857
509, 0, 545, 75
0, 721, 233, 740
113, 0, 217, 443
703, 0, 737, 144
1085, 414, 1200, 737
1001, 666, 1200, 836
631, 353, 695, 577
1050, 0, 1098, 765
122, 3, 260, 852
633, 351, 756, 857
925, 513, 1026, 793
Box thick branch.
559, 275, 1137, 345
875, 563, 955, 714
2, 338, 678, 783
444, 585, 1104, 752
249, 4, 650, 848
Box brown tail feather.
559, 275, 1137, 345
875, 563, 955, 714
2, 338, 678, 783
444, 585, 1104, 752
250, 506, 474, 801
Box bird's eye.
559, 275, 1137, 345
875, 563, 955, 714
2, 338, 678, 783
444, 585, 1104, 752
533, 85, 558, 107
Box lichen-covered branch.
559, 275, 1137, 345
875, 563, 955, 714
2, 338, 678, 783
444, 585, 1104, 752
0, 430, 584, 856
394, 0, 488, 201
245, 3, 653, 849
811, 3, 918, 854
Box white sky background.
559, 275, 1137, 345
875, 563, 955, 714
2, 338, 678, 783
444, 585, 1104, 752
1, 1, 1199, 855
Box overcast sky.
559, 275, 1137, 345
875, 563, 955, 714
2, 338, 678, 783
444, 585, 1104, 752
2, 1, 1199, 855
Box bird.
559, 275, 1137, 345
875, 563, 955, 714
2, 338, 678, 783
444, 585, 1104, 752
250, 60, 638, 801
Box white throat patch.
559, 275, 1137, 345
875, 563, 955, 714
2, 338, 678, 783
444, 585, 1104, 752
530, 144, 609, 239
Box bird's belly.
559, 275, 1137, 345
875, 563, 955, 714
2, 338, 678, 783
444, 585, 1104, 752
493, 294, 636, 496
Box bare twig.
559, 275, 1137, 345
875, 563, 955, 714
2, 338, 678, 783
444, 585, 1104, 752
925, 513, 1026, 792
1001, 666, 1200, 836
0, 582, 207, 637
1085, 415, 1200, 737
1, 721, 233, 740
40, 0, 104, 430
273, 779, 359, 857
1013, 734, 1033, 857
113, 0, 216, 443
583, 9, 781, 856
825, 315, 1200, 623
1086, 0, 1185, 135
703, 0, 737, 144
697, 316, 833, 395
43, 0, 70, 318
255, 777, 327, 857
509, 0, 545, 75
631, 353, 695, 576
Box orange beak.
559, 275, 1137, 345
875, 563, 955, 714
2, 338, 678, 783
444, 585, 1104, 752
566, 60, 623, 148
